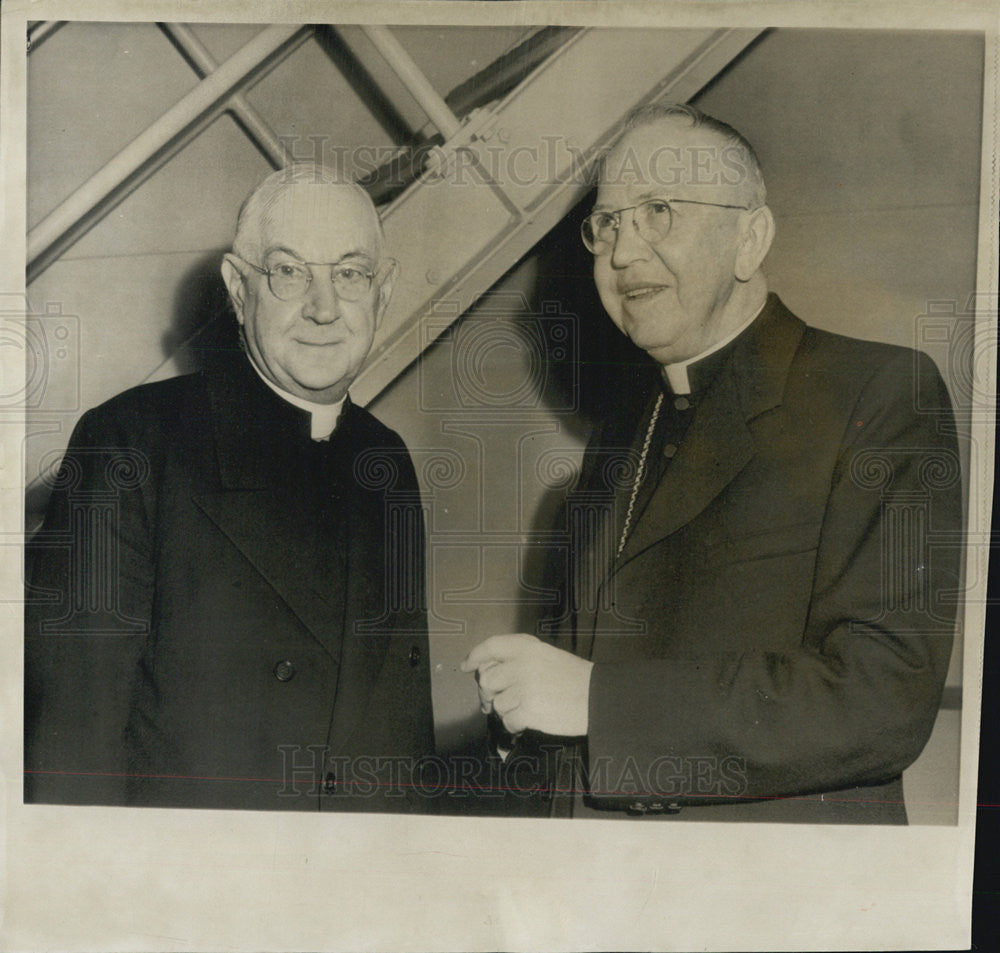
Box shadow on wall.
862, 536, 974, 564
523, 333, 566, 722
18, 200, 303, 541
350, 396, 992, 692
24, 251, 240, 536
165, 249, 243, 375
529, 188, 657, 430
436, 205, 659, 770
513, 190, 658, 637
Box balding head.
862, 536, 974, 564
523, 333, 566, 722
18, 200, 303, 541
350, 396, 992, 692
602, 102, 766, 211
232, 163, 385, 264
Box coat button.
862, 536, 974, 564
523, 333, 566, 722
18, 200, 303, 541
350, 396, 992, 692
408, 645, 422, 667
273, 660, 295, 682
674, 396, 690, 411
323, 770, 337, 794
663, 443, 678, 459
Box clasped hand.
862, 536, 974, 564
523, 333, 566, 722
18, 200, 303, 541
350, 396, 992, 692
460, 633, 593, 736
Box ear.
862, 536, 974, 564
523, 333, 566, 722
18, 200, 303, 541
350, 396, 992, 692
734, 205, 774, 282
373, 258, 399, 329
221, 254, 249, 324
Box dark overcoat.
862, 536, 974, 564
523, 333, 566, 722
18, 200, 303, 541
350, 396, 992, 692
25, 351, 435, 812
546, 295, 963, 823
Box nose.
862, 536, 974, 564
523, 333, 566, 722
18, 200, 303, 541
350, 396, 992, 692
609, 208, 651, 269
301, 268, 339, 324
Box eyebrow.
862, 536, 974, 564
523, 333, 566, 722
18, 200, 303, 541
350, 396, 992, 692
591, 190, 669, 212
263, 245, 376, 264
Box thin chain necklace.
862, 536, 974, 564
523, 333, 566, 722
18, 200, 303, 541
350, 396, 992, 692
616, 391, 663, 562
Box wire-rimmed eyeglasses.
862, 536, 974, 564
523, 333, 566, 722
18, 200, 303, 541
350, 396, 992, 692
581, 198, 754, 256
236, 255, 390, 302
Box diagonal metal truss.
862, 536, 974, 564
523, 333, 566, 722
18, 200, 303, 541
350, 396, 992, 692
158, 23, 291, 168
351, 27, 764, 405
27, 24, 763, 409
27, 24, 312, 281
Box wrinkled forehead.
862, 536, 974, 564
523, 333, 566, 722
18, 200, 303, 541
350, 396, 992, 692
256, 183, 382, 261
597, 119, 749, 208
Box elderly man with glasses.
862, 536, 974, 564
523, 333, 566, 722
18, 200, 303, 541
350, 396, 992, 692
25, 164, 434, 812
464, 103, 963, 823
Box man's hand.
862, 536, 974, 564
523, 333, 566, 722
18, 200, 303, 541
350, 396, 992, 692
460, 634, 593, 736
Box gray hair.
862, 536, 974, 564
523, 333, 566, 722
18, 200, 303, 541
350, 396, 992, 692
604, 102, 766, 209
231, 162, 384, 261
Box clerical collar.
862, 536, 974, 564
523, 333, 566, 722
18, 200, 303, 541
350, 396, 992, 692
661, 300, 767, 395
246, 354, 346, 441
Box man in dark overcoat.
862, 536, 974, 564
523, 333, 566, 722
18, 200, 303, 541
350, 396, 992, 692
26, 164, 434, 811
465, 104, 963, 823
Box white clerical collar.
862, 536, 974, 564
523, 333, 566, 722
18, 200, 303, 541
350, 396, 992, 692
246, 355, 346, 441
662, 300, 767, 395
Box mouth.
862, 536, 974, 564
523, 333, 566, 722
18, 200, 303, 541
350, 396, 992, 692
295, 339, 343, 348
621, 284, 669, 302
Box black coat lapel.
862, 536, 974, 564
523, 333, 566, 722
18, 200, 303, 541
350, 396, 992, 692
192, 352, 349, 661
324, 472, 391, 754
617, 366, 755, 563
615, 295, 806, 568
194, 489, 348, 661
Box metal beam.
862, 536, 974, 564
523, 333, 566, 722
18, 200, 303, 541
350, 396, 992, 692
159, 23, 290, 169
27, 21, 66, 52
359, 26, 462, 140
350, 27, 765, 406
27, 24, 309, 275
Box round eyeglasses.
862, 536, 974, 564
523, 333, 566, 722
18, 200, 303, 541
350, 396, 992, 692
237, 256, 386, 302
581, 198, 753, 255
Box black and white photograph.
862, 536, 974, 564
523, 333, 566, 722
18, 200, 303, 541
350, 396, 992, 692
1, 1, 997, 950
